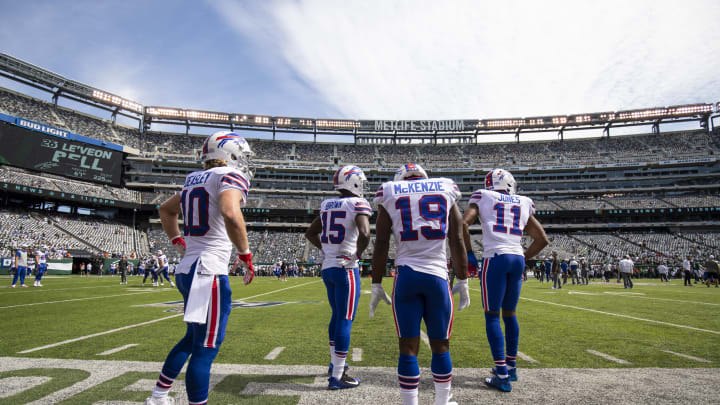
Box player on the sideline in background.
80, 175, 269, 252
11, 244, 29, 288
463, 169, 548, 392
145, 131, 256, 405
305, 165, 372, 390
142, 255, 158, 287
33, 246, 48, 287
119, 255, 128, 285
371, 163, 469, 405
156, 250, 175, 287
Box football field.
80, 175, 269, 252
1, 274, 719, 404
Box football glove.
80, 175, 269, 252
467, 251, 479, 268
231, 250, 255, 285
451, 278, 470, 310
369, 283, 392, 319
170, 235, 186, 256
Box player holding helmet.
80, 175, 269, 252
305, 165, 372, 390
145, 131, 255, 405
371, 163, 469, 405
463, 169, 548, 392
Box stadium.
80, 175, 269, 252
0, 50, 719, 405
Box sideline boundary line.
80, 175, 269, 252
17, 280, 321, 354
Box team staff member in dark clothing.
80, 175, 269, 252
119, 255, 129, 285
705, 256, 719, 288
552, 251, 562, 290
683, 256, 693, 287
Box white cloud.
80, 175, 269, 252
213, 0, 720, 119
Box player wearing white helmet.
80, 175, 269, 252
463, 168, 548, 392
371, 163, 468, 405
305, 165, 371, 390
146, 131, 255, 405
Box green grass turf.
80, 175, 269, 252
1, 275, 719, 369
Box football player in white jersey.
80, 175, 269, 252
305, 165, 371, 390
33, 246, 48, 287
11, 244, 29, 288
156, 250, 175, 287
142, 256, 158, 286
463, 169, 548, 392
371, 163, 469, 405
146, 131, 255, 405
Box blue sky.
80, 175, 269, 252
1, 0, 719, 126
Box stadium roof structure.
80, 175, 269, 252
1, 53, 718, 142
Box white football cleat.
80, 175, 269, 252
145, 396, 175, 405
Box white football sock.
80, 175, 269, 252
401, 388, 419, 405
434, 381, 452, 405
331, 352, 345, 379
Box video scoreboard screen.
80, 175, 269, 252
0, 121, 123, 185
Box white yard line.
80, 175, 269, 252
602, 293, 720, 306
516, 295, 720, 335
662, 350, 711, 363
0, 291, 156, 309
18, 315, 182, 354
264, 347, 285, 360
96, 344, 138, 356
239, 280, 321, 301
18, 281, 321, 354
0, 285, 119, 295
352, 348, 363, 362
517, 351, 539, 363
419, 330, 431, 350
587, 350, 631, 365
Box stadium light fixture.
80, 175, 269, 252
92, 90, 142, 113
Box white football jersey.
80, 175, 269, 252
159, 254, 168, 268
15, 249, 28, 267
177, 166, 250, 275
35, 250, 47, 264
374, 177, 461, 279
319, 196, 372, 269
468, 189, 535, 258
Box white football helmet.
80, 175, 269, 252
157, 249, 163, 255
485, 168, 516, 194
394, 163, 428, 181
201, 131, 255, 179
333, 165, 367, 197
